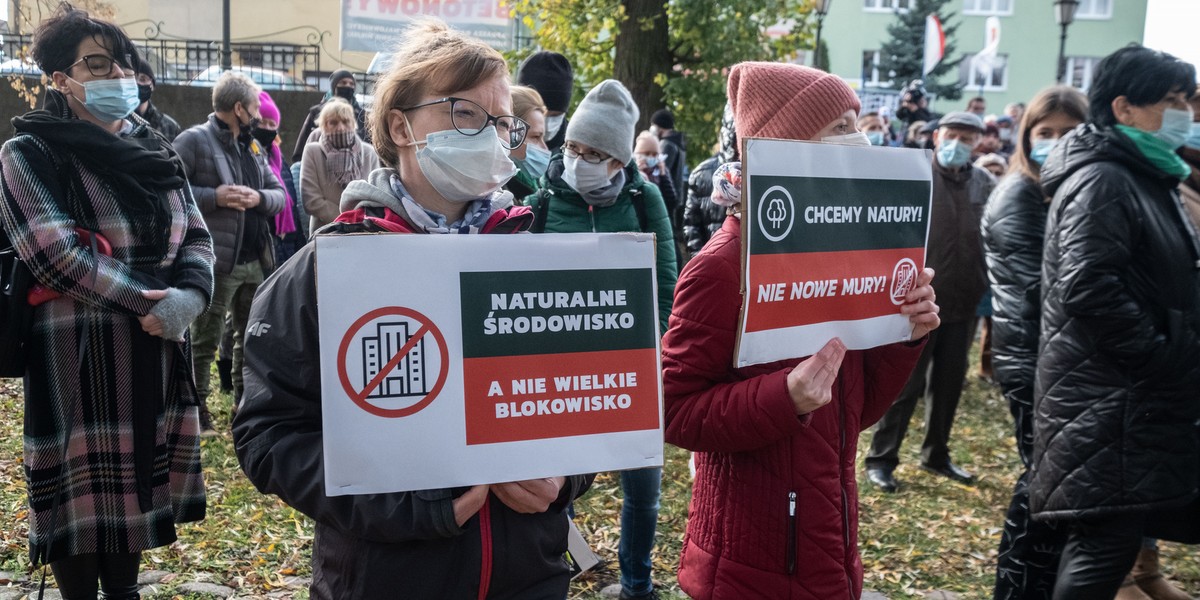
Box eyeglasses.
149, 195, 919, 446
66, 54, 134, 78
400, 97, 528, 150
563, 142, 613, 165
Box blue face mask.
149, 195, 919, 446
515, 144, 551, 180
1030, 138, 1057, 165
643, 155, 660, 168
936, 139, 972, 168
71, 76, 139, 122
1184, 122, 1200, 151
866, 131, 886, 146
1153, 107, 1194, 150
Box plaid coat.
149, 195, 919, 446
0, 114, 214, 564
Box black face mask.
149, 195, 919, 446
252, 126, 278, 149
137, 84, 152, 104
334, 86, 356, 102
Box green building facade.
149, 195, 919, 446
820, 0, 1148, 114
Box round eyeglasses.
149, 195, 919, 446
66, 54, 134, 78
400, 97, 528, 150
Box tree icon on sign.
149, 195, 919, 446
767, 197, 787, 229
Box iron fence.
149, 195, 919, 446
0, 33, 324, 91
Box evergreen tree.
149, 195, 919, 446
878, 0, 964, 101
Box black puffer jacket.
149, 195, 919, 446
682, 156, 724, 253
1031, 123, 1200, 521
981, 174, 1047, 413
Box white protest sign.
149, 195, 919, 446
316, 233, 663, 495
737, 138, 933, 367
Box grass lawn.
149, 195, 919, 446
1, 345, 1198, 599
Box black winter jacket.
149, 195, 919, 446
682, 156, 724, 253
981, 174, 1047, 414
232, 198, 593, 598
1031, 124, 1200, 521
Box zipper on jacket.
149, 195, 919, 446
588, 204, 597, 232
787, 490, 797, 574
477, 498, 493, 600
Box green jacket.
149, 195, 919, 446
526, 157, 678, 335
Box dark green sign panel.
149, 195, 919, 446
747, 175, 931, 254
460, 268, 656, 358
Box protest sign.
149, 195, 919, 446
315, 233, 663, 495
341, 0, 513, 52
736, 138, 933, 367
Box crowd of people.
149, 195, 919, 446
0, 4, 1197, 600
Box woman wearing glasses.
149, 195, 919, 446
525, 79, 677, 600
0, 6, 213, 597
300, 98, 381, 233
232, 21, 593, 599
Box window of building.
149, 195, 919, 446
1066, 56, 1102, 91
959, 53, 1008, 92
861, 50, 895, 88
1075, 0, 1113, 19
963, 0, 1013, 15
863, 0, 911, 12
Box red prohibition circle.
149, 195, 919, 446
336, 306, 450, 418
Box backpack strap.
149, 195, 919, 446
629, 187, 649, 233
531, 188, 552, 233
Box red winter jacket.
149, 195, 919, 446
662, 217, 923, 600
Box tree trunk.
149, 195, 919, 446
613, 0, 670, 134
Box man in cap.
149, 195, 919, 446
865, 111, 994, 492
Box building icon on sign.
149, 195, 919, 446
361, 321, 429, 398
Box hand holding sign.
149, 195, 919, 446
899, 267, 940, 340
786, 337, 847, 415
493, 477, 566, 514
454, 484, 491, 526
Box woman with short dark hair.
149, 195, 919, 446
1033, 45, 1200, 599
0, 5, 213, 596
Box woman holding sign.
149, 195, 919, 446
661, 62, 940, 600
233, 21, 593, 599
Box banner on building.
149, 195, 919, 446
341, 0, 513, 52
736, 138, 933, 367
316, 233, 663, 495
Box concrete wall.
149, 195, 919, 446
0, 77, 324, 154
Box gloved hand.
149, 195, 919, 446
144, 287, 207, 342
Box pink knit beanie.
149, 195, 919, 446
258, 91, 280, 123
728, 62, 861, 142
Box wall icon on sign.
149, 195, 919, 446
362, 321, 430, 398
757, 185, 795, 242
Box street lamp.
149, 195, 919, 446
1054, 0, 1080, 84
814, 0, 832, 70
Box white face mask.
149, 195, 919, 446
562, 155, 616, 194
822, 131, 872, 146
544, 114, 565, 140
407, 121, 517, 203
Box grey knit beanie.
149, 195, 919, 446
565, 79, 638, 165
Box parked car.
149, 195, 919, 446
188, 65, 313, 91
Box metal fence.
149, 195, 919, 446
0, 33, 326, 91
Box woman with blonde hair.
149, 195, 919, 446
506, 84, 550, 199
300, 97, 380, 232
233, 20, 591, 599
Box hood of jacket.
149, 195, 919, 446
1041, 123, 1182, 198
